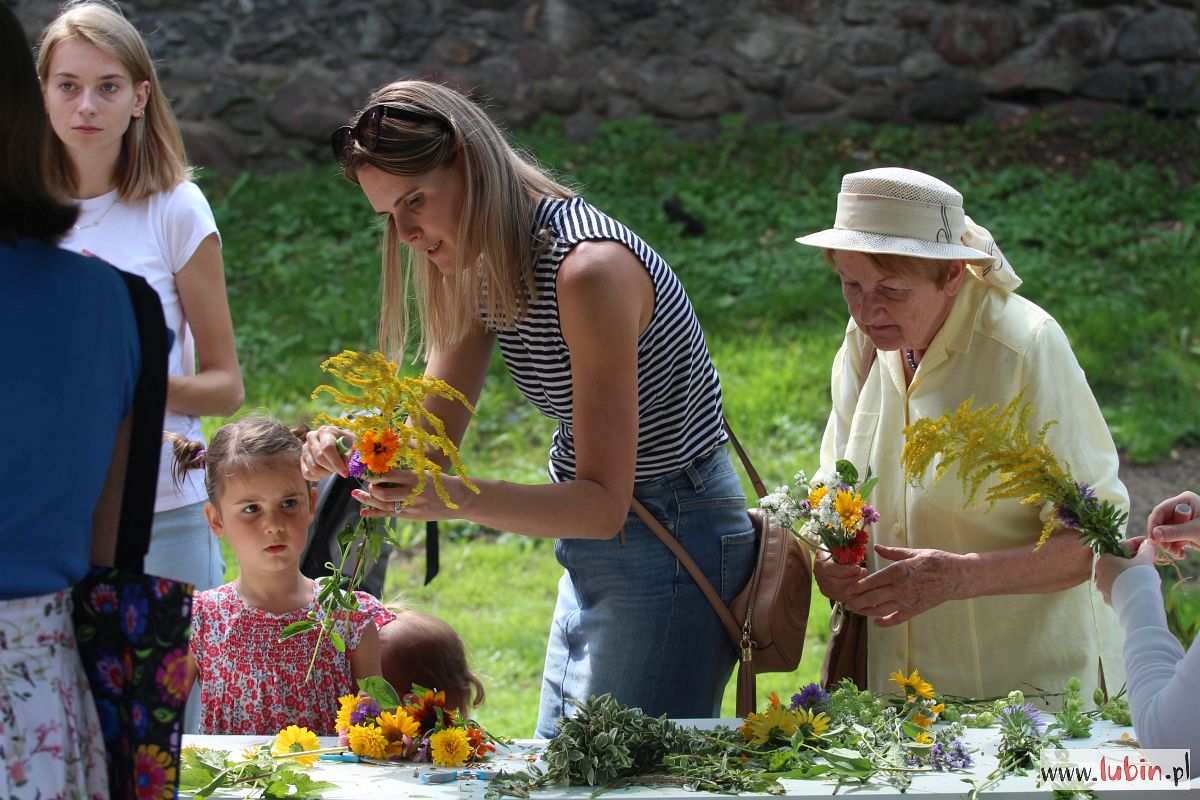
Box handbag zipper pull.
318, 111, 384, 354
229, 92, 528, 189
740, 616, 754, 661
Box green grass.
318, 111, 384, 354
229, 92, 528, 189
379, 536, 833, 737
201, 109, 1200, 738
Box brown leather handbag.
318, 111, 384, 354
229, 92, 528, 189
818, 339, 878, 692
631, 420, 813, 718
819, 601, 868, 690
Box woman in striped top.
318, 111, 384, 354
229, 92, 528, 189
304, 80, 756, 736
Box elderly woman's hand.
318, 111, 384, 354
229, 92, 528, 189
812, 550, 868, 604
844, 545, 970, 627
1095, 536, 1157, 606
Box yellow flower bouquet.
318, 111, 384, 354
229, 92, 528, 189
280, 350, 480, 678
900, 394, 1128, 557
336, 678, 498, 767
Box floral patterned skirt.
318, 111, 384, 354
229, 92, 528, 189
0, 589, 107, 799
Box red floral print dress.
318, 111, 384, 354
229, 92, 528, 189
191, 581, 394, 735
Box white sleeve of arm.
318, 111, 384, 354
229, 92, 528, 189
1110, 564, 1200, 753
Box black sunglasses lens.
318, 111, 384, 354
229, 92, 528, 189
357, 105, 385, 152
331, 126, 354, 166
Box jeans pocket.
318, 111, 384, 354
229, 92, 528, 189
720, 524, 757, 602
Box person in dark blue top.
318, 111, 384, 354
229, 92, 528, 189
0, 5, 141, 795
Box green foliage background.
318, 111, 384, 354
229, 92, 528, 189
204, 110, 1200, 737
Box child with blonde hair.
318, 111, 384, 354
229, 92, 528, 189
171, 416, 393, 734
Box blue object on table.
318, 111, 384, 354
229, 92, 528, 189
319, 753, 361, 762
421, 769, 496, 783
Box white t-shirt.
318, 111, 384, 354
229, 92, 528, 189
62, 181, 220, 513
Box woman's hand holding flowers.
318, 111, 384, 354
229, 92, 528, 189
813, 552, 868, 604
841, 545, 971, 626
353, 471, 478, 521
301, 425, 354, 480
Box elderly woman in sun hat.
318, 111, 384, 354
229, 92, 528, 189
798, 167, 1127, 704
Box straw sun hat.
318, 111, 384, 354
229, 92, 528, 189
795, 167, 999, 266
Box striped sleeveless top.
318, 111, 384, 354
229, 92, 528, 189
489, 196, 726, 482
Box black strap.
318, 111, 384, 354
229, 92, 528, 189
113, 270, 170, 572
424, 521, 439, 585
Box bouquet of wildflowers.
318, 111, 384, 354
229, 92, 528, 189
336, 678, 498, 767
281, 350, 480, 678
731, 671, 971, 791
760, 459, 880, 565
900, 394, 1128, 557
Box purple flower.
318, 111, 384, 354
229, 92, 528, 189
790, 683, 829, 711
119, 584, 148, 641
350, 696, 381, 724
910, 739, 973, 770
797, 500, 812, 516
1056, 482, 1098, 530
861, 505, 880, 525
1000, 702, 1047, 733
347, 450, 367, 479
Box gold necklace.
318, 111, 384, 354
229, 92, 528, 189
73, 195, 119, 231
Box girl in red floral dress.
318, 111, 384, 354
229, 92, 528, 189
171, 416, 394, 734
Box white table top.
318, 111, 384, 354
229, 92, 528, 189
182, 720, 1198, 799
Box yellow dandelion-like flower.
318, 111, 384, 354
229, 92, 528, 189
240, 744, 261, 761
347, 724, 389, 760
911, 713, 934, 729
739, 696, 801, 745
336, 693, 359, 734
889, 669, 935, 700
272, 725, 321, 766
808, 486, 829, 509
429, 727, 472, 768
834, 489, 865, 532
797, 708, 831, 739
914, 731, 933, 745
931, 703, 945, 715
377, 709, 420, 741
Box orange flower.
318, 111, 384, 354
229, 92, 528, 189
404, 688, 456, 733
466, 725, 495, 759
358, 428, 401, 474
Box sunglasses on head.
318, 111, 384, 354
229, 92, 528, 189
330, 104, 453, 167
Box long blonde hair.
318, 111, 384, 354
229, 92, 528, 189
37, 1, 191, 202
339, 80, 574, 362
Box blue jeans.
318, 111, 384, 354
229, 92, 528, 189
535, 447, 756, 738
145, 500, 225, 591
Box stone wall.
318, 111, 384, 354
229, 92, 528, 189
12, 0, 1200, 175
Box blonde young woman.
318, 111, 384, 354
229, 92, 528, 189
38, 2, 243, 592
302, 80, 756, 736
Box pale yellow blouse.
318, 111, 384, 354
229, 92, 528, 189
819, 273, 1127, 703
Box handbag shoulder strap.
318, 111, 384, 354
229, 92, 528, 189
722, 420, 766, 500
113, 269, 170, 572
858, 339, 877, 394
629, 497, 742, 646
